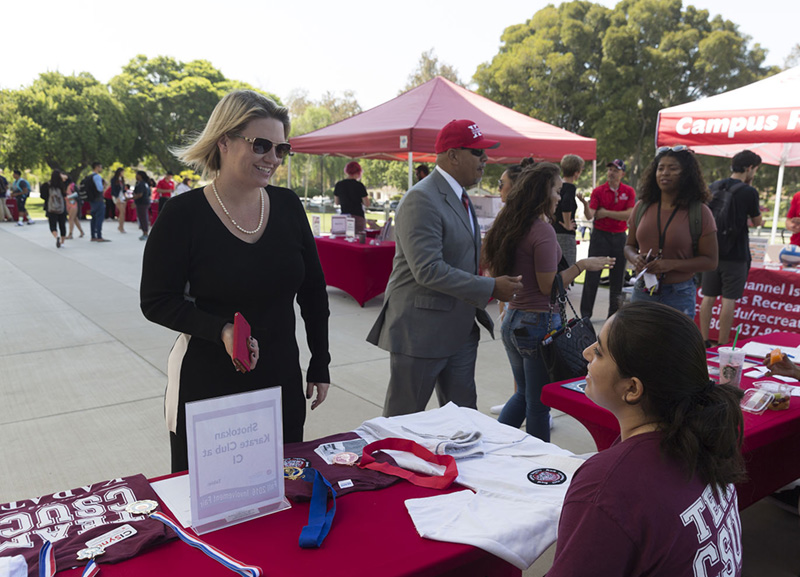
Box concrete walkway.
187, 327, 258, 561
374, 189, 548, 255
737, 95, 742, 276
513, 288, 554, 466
0, 219, 796, 576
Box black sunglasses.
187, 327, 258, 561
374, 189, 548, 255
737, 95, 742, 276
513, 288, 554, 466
460, 147, 485, 157
233, 134, 292, 158
656, 145, 692, 155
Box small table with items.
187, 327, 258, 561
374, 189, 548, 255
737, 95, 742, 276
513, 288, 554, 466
541, 331, 800, 509
314, 236, 395, 306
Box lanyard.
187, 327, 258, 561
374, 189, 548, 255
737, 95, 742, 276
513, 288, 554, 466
298, 469, 337, 549
656, 197, 681, 257
359, 438, 458, 489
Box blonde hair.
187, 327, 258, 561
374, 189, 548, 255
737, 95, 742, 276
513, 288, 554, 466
560, 154, 585, 178
172, 90, 291, 179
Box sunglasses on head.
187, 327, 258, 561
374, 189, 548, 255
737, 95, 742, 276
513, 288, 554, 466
656, 145, 692, 155
233, 134, 292, 158
460, 147, 485, 157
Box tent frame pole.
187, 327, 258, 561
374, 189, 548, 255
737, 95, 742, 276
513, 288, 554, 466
408, 152, 414, 190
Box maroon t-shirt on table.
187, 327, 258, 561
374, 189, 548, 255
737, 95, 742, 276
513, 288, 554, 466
548, 432, 742, 577
0, 474, 173, 576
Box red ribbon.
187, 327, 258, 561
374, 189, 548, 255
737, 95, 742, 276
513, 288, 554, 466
358, 438, 458, 489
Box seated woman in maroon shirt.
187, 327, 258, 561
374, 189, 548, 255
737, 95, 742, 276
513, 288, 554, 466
548, 301, 745, 577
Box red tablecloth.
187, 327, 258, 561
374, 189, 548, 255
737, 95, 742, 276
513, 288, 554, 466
697, 264, 800, 341
5, 197, 18, 220
315, 236, 395, 306
59, 475, 519, 577
541, 331, 800, 509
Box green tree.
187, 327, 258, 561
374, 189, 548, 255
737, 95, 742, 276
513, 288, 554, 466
0, 72, 135, 181
403, 49, 463, 92
474, 0, 776, 182
109, 55, 280, 174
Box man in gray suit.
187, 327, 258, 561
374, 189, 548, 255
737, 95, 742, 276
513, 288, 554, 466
367, 119, 522, 417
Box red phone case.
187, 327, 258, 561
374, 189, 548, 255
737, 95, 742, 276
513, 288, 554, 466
233, 312, 251, 372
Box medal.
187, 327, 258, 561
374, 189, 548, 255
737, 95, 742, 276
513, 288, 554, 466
331, 451, 359, 466
284, 466, 304, 480
124, 499, 158, 516
76, 546, 104, 577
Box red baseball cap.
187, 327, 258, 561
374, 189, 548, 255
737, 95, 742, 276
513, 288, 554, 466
434, 119, 500, 154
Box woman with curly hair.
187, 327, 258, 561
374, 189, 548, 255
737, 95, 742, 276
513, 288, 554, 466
482, 162, 613, 441
624, 146, 718, 316
548, 302, 745, 576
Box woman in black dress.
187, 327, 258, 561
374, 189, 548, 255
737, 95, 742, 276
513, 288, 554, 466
141, 90, 331, 472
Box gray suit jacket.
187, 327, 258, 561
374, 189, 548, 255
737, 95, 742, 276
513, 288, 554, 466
367, 169, 495, 358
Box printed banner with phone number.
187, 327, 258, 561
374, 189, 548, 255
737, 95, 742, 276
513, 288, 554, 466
696, 265, 800, 342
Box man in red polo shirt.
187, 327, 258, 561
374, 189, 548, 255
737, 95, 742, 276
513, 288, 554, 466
155, 171, 175, 216
580, 159, 636, 319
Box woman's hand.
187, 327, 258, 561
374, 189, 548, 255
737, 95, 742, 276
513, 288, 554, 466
764, 353, 800, 380
627, 251, 648, 274
581, 256, 615, 271
221, 323, 259, 373
306, 382, 330, 410
645, 258, 675, 275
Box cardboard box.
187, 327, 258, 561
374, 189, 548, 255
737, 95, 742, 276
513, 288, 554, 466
470, 195, 504, 218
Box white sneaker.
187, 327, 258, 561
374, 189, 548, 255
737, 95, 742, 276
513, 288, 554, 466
16, 221, 23, 226
490, 404, 505, 415
549, 414, 555, 430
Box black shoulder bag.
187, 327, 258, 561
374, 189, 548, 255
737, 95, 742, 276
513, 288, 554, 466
539, 273, 597, 383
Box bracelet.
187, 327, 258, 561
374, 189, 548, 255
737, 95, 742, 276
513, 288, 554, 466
575, 262, 582, 273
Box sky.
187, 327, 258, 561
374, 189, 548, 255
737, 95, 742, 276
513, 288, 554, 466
3, 0, 797, 112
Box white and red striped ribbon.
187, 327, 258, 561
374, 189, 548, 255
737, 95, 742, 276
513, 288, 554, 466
151, 511, 262, 577
38, 540, 56, 577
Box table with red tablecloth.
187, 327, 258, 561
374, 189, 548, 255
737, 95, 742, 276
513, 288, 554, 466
314, 236, 395, 306
5, 197, 19, 220
59, 472, 519, 577
696, 263, 800, 341
541, 331, 800, 509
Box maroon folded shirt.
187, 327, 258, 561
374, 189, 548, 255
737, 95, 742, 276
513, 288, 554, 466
284, 432, 398, 501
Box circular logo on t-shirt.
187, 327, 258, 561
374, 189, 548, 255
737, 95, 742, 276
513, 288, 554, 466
527, 468, 567, 485
284, 457, 310, 469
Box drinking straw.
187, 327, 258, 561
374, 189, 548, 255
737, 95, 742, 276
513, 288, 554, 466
731, 325, 742, 349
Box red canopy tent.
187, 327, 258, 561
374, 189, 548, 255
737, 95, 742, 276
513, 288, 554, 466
656, 66, 800, 241
289, 77, 596, 188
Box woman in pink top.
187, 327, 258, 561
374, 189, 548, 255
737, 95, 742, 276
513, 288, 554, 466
483, 163, 613, 441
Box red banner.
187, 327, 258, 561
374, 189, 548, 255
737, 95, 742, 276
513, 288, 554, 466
696, 265, 800, 341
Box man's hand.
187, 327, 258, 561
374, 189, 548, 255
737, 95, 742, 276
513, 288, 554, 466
492, 275, 523, 302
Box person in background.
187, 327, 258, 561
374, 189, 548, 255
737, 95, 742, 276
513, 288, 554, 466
174, 176, 192, 196
580, 159, 635, 319
497, 158, 534, 203
334, 161, 370, 233
699, 150, 763, 346
482, 162, 613, 441
140, 89, 330, 473
490, 157, 535, 417
45, 170, 68, 248
10, 169, 34, 226
86, 162, 108, 242
103, 180, 116, 220
0, 168, 12, 222
367, 119, 521, 418
553, 154, 584, 268
65, 176, 84, 239
548, 302, 745, 576
133, 170, 152, 241
415, 164, 430, 183
786, 189, 800, 247
625, 146, 718, 316
110, 168, 127, 233
155, 171, 175, 216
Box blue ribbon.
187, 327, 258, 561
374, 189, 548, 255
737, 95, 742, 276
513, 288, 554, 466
298, 468, 337, 548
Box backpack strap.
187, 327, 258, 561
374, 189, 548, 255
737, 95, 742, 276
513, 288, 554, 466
634, 200, 650, 230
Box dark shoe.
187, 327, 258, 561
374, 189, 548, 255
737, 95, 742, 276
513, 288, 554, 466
56, 237, 61, 248
767, 487, 800, 514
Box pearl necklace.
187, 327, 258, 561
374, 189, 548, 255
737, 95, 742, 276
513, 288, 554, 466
212, 180, 264, 235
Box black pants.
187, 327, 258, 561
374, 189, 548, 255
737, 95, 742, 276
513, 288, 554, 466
580, 228, 628, 319
158, 196, 170, 216
47, 212, 67, 237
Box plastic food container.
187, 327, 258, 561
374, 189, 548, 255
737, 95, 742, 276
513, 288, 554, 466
740, 388, 773, 415
754, 381, 792, 411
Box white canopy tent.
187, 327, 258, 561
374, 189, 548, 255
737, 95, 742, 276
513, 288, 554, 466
656, 66, 800, 242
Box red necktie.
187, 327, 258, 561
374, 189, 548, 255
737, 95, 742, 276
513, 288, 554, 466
461, 192, 470, 215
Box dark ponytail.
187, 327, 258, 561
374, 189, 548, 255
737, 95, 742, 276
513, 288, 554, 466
606, 302, 746, 489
